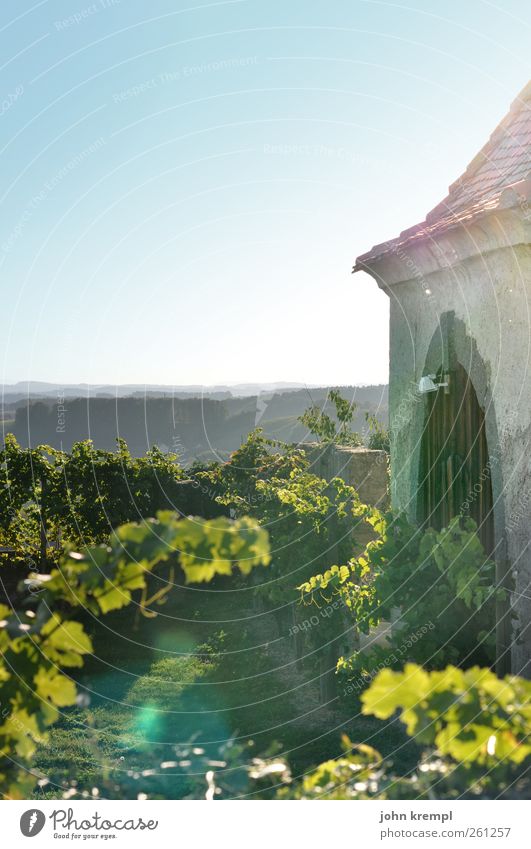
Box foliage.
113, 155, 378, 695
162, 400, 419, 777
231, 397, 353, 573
52, 440, 189, 544
298, 389, 362, 447
299, 514, 500, 674
200, 429, 367, 603
0, 435, 193, 563
281, 664, 531, 799
198, 429, 307, 514
365, 412, 390, 452
0, 512, 270, 798
363, 663, 531, 767
278, 736, 391, 799
1, 429, 520, 803
33, 658, 531, 801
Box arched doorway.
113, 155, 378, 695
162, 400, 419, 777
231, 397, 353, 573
419, 362, 495, 555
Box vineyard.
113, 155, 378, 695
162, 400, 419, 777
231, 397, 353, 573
0, 397, 529, 800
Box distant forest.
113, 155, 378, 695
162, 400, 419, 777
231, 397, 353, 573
3, 385, 388, 462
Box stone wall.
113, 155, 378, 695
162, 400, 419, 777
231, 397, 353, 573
300, 443, 389, 508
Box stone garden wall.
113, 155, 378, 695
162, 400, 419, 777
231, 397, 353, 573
300, 443, 389, 508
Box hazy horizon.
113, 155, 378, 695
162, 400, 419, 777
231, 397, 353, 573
1, 377, 389, 398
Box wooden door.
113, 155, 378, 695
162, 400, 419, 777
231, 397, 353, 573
419, 363, 494, 555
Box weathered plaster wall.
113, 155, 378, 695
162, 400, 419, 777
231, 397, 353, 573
383, 240, 531, 674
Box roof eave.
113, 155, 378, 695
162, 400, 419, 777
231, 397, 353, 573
353, 201, 531, 287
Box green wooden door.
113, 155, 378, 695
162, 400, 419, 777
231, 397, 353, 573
419, 363, 494, 555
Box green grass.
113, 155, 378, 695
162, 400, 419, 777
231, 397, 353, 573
31, 589, 416, 800
32, 654, 216, 800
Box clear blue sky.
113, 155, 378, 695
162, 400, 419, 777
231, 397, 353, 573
1, 0, 529, 387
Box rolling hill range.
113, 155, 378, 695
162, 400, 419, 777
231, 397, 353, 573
3, 384, 388, 462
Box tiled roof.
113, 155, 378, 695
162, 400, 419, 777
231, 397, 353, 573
354, 80, 531, 270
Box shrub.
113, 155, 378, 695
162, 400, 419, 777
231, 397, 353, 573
0, 512, 270, 798
299, 513, 502, 676
365, 412, 390, 452
280, 664, 531, 799
298, 389, 362, 447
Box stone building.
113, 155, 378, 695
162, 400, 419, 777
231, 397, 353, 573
354, 81, 531, 675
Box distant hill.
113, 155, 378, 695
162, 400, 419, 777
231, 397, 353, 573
3, 385, 388, 462
0, 380, 323, 401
